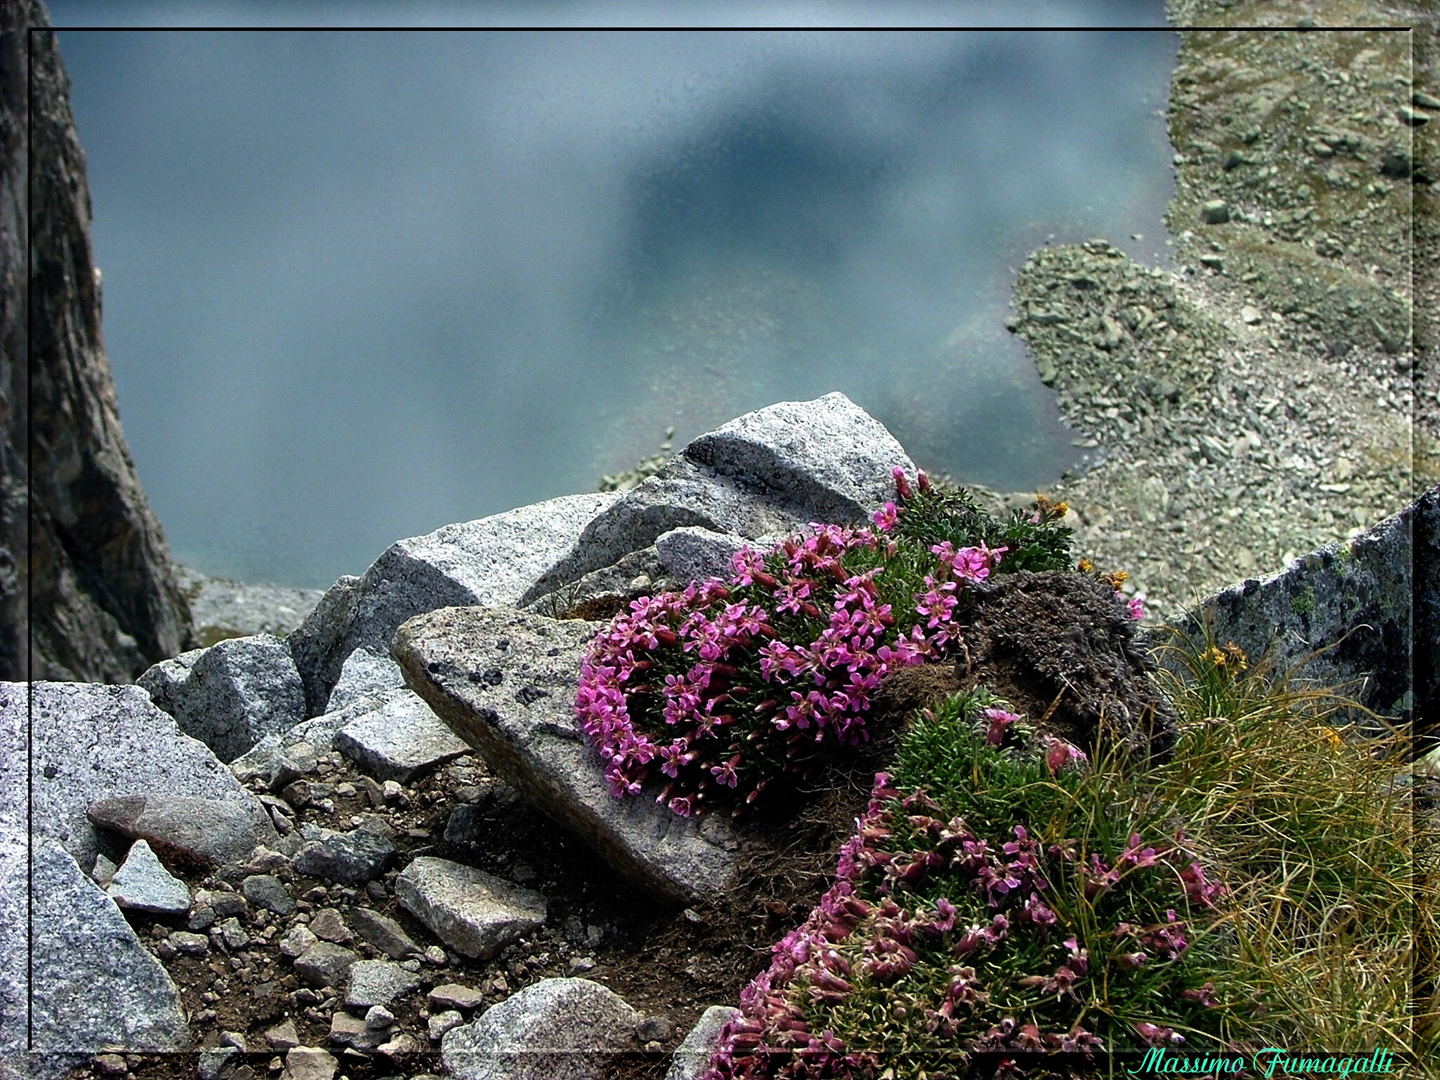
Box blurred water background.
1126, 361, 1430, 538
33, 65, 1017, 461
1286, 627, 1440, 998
50, 11, 1176, 587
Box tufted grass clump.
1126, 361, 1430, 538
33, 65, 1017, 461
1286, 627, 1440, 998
705, 688, 1239, 1079
573, 470, 1112, 819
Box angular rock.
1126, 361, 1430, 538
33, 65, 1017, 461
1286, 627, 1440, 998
292, 825, 396, 885
308, 907, 351, 943
395, 856, 547, 960
279, 925, 318, 958
241, 874, 295, 915
105, 839, 190, 915
667, 1006, 742, 1080
281, 1046, 338, 1080
27, 681, 272, 872
344, 959, 422, 1009
293, 942, 359, 989
30, 842, 189, 1052
1171, 487, 1437, 729
229, 734, 319, 790
348, 907, 422, 960
654, 526, 751, 587
522, 545, 669, 619
266, 1018, 301, 1051
518, 393, 915, 604
440, 977, 640, 1080
326, 647, 407, 713
287, 492, 622, 716
332, 688, 470, 783
88, 792, 277, 874
394, 607, 746, 905
428, 983, 487, 1011
139, 633, 306, 762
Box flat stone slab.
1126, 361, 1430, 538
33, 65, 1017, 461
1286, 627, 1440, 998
26, 681, 272, 872
292, 825, 397, 885
31, 841, 190, 1053
441, 978, 639, 1080
395, 856, 547, 960
88, 793, 278, 871
344, 959, 422, 1009
106, 839, 191, 915
393, 606, 745, 905
326, 647, 407, 713
348, 907, 422, 960
293, 942, 359, 989
332, 688, 471, 783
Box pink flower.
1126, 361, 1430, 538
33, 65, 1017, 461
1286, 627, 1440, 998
1134, 1021, 1184, 1047
1128, 595, 1146, 620
1045, 737, 1089, 774
984, 707, 1019, 745
872, 501, 899, 532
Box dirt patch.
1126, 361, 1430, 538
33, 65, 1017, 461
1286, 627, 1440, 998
960, 571, 1178, 763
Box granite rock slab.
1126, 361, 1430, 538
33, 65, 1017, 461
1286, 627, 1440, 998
287, 492, 622, 716
88, 793, 278, 872
31, 841, 190, 1053
517, 393, 914, 604
332, 687, 470, 783
26, 681, 270, 872
393, 606, 745, 905
138, 632, 306, 762
395, 856, 547, 960
440, 978, 639, 1080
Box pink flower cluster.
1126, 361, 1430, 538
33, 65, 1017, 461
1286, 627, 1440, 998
704, 762, 1231, 1077
575, 512, 1000, 817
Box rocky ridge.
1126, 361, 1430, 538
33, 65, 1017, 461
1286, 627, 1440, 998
11, 388, 1429, 1080
1006, 10, 1432, 629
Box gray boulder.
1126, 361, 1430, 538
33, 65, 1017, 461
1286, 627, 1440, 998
26, 681, 271, 871
326, 646, 407, 713
105, 839, 190, 914
440, 978, 639, 1080
654, 526, 752, 587
1171, 486, 1437, 729
395, 856, 547, 960
393, 607, 745, 905
31, 841, 190, 1053
0, 686, 26, 1066
332, 687, 471, 783
88, 793, 278, 870
292, 942, 359, 989
517, 394, 913, 605
138, 632, 306, 762
287, 492, 622, 716
667, 1006, 742, 1080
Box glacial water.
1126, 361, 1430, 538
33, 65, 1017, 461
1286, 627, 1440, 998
54, 23, 1176, 588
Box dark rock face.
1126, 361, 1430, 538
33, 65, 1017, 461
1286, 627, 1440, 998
7, 1, 193, 680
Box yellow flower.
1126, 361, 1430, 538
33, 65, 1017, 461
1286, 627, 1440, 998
1077, 558, 1094, 574
1222, 643, 1248, 672
1321, 727, 1343, 751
